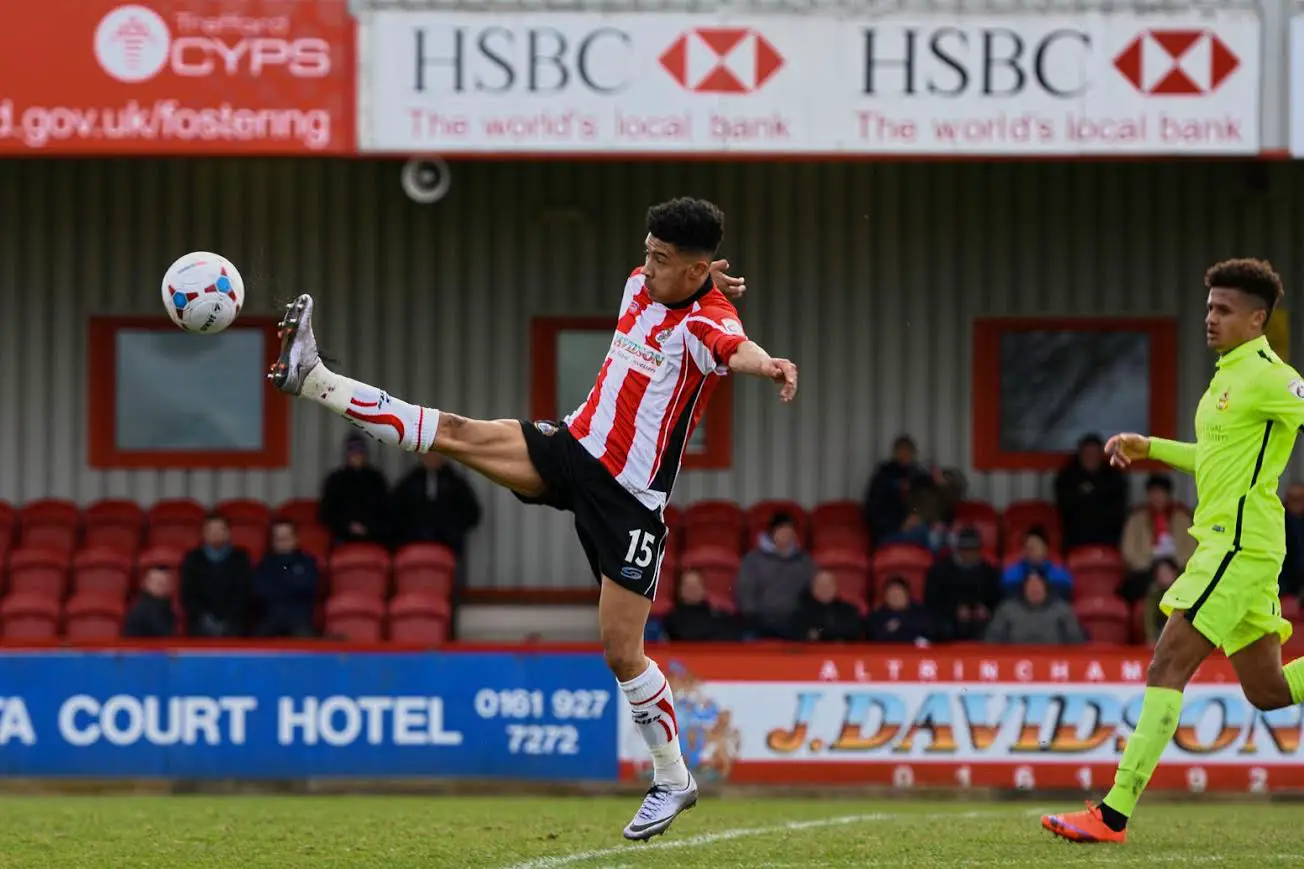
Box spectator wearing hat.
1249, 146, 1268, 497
736, 512, 817, 639
1055, 433, 1128, 554
925, 526, 1001, 641
319, 431, 390, 544
1001, 527, 1073, 599
1120, 473, 1196, 602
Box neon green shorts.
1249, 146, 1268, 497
1160, 544, 1293, 655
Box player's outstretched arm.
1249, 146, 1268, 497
729, 341, 798, 402
1108, 432, 1195, 475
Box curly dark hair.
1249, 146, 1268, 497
646, 197, 724, 256
1205, 258, 1284, 321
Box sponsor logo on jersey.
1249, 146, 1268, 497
722, 318, 745, 336
620, 565, 644, 581
534, 421, 559, 436
610, 333, 666, 376
1216, 389, 1230, 410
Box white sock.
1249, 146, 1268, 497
619, 660, 689, 789
301, 363, 439, 453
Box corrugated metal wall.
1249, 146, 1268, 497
1, 157, 1302, 587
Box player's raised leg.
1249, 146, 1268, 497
599, 575, 697, 840
268, 294, 545, 497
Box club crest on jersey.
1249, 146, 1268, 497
1289, 378, 1304, 400
1216, 390, 1230, 410
722, 318, 744, 336
655, 327, 675, 344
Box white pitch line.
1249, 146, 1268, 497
498, 809, 1031, 869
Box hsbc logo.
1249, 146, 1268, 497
659, 28, 783, 94
1113, 30, 1239, 95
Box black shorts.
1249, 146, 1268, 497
513, 420, 668, 599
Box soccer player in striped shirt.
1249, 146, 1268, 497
1043, 259, 1304, 844
269, 197, 798, 840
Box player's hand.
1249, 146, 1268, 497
710, 259, 746, 299
1105, 433, 1150, 468
763, 358, 798, 402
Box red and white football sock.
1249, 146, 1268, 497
620, 660, 690, 789
302, 363, 438, 453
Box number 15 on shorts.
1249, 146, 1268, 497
623, 530, 657, 581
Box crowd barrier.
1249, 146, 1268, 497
0, 643, 1299, 793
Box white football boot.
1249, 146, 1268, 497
623, 774, 698, 841
267, 294, 321, 395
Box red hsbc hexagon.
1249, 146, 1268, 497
659, 28, 783, 93
1113, 29, 1239, 95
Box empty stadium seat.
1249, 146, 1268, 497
72, 548, 134, 599
680, 500, 745, 554
18, 498, 80, 555
6, 549, 70, 600
328, 544, 392, 599
145, 499, 207, 551
1002, 500, 1061, 556
0, 501, 13, 562
83, 499, 145, 555
746, 500, 809, 548
1075, 596, 1130, 644
1282, 596, 1301, 621
393, 543, 457, 597
0, 593, 60, 640
324, 593, 384, 642
64, 593, 127, 641
1066, 546, 1126, 600
295, 523, 332, 566
679, 546, 740, 601
815, 549, 872, 613
218, 499, 271, 562
387, 592, 452, 643
871, 543, 932, 603
953, 500, 1000, 558
275, 498, 320, 528
810, 501, 869, 555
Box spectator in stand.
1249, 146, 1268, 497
390, 451, 483, 557
122, 564, 177, 638
1282, 483, 1304, 597
1142, 558, 1180, 645
252, 519, 320, 638
791, 569, 864, 642
180, 514, 254, 637
320, 432, 390, 544
663, 569, 738, 642
736, 512, 817, 638
925, 526, 1001, 641
1001, 527, 1073, 599
985, 570, 1085, 645
866, 576, 932, 644
863, 435, 935, 544
1119, 474, 1196, 602
1055, 433, 1129, 554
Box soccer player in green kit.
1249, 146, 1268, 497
1043, 259, 1304, 844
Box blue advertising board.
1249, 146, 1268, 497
0, 651, 617, 779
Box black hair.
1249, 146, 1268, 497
1146, 473, 1173, 492
204, 512, 228, 526
1025, 526, 1048, 545
1205, 258, 1285, 323
646, 197, 724, 257
271, 517, 297, 532
1078, 433, 1104, 448
768, 511, 797, 533
893, 435, 916, 451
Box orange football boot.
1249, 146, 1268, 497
1041, 802, 1127, 844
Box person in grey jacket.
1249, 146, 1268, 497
985, 569, 1085, 645
735, 512, 817, 638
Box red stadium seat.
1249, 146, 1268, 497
18, 498, 80, 556
746, 500, 809, 548
953, 500, 1000, 559
1075, 596, 1130, 644
296, 523, 332, 567
145, 499, 207, 551
1066, 546, 1126, 600
218, 499, 271, 562
6, 549, 71, 600
816, 549, 872, 613
276, 498, 320, 528
1002, 500, 1061, 556
1281, 596, 1301, 621
871, 543, 932, 603
680, 500, 745, 554
393, 543, 456, 598
0, 593, 60, 640
64, 593, 127, 641
0, 501, 13, 563
324, 593, 384, 642
650, 568, 677, 620
72, 548, 134, 599
328, 544, 391, 599
679, 546, 740, 601
386, 592, 452, 643
83, 499, 144, 555
134, 546, 184, 592
810, 501, 869, 555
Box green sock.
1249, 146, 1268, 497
1102, 686, 1184, 819
1284, 659, 1304, 705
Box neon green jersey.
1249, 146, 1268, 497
1150, 335, 1304, 560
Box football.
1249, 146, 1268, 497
161, 251, 245, 334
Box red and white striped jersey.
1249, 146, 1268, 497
565, 268, 748, 511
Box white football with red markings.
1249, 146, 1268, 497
161, 251, 245, 334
